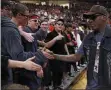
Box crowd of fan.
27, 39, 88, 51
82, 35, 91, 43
1, 0, 111, 90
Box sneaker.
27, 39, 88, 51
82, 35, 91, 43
69, 73, 75, 77
77, 66, 81, 69
45, 87, 49, 90
81, 64, 86, 67
63, 79, 67, 85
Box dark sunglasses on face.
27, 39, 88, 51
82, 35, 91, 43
86, 14, 104, 21
32, 20, 38, 22
20, 13, 29, 18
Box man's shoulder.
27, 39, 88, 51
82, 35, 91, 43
2, 26, 20, 38
1, 17, 16, 28
104, 25, 111, 38
84, 32, 94, 39
82, 32, 94, 45
1, 17, 19, 33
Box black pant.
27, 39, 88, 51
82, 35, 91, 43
14, 70, 40, 90
52, 70, 63, 87
49, 60, 64, 87
42, 63, 52, 87
67, 62, 77, 72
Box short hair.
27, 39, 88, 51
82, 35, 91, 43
55, 19, 64, 24
1, 0, 11, 9
12, 3, 29, 17
40, 19, 48, 25
65, 23, 72, 28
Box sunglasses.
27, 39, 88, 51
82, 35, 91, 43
31, 20, 38, 22
84, 14, 104, 21
20, 13, 29, 18
90, 14, 102, 20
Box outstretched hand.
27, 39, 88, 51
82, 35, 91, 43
23, 56, 42, 72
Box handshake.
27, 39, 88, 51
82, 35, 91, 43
42, 47, 54, 55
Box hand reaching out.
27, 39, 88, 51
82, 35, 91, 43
23, 56, 42, 72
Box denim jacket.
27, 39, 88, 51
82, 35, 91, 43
83, 25, 111, 89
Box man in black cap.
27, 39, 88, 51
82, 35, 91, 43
53, 5, 111, 90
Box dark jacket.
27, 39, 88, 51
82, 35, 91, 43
1, 16, 46, 89
22, 26, 47, 52
83, 25, 111, 89
1, 16, 46, 65
1, 55, 9, 86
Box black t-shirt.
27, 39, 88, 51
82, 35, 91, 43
45, 30, 67, 71
45, 30, 67, 55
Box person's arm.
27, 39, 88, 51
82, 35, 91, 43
64, 44, 70, 55
3, 27, 47, 66
45, 34, 64, 48
37, 40, 46, 47
8, 56, 42, 72
45, 37, 57, 48
18, 26, 34, 42
8, 60, 24, 68
54, 53, 82, 62
53, 42, 84, 62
